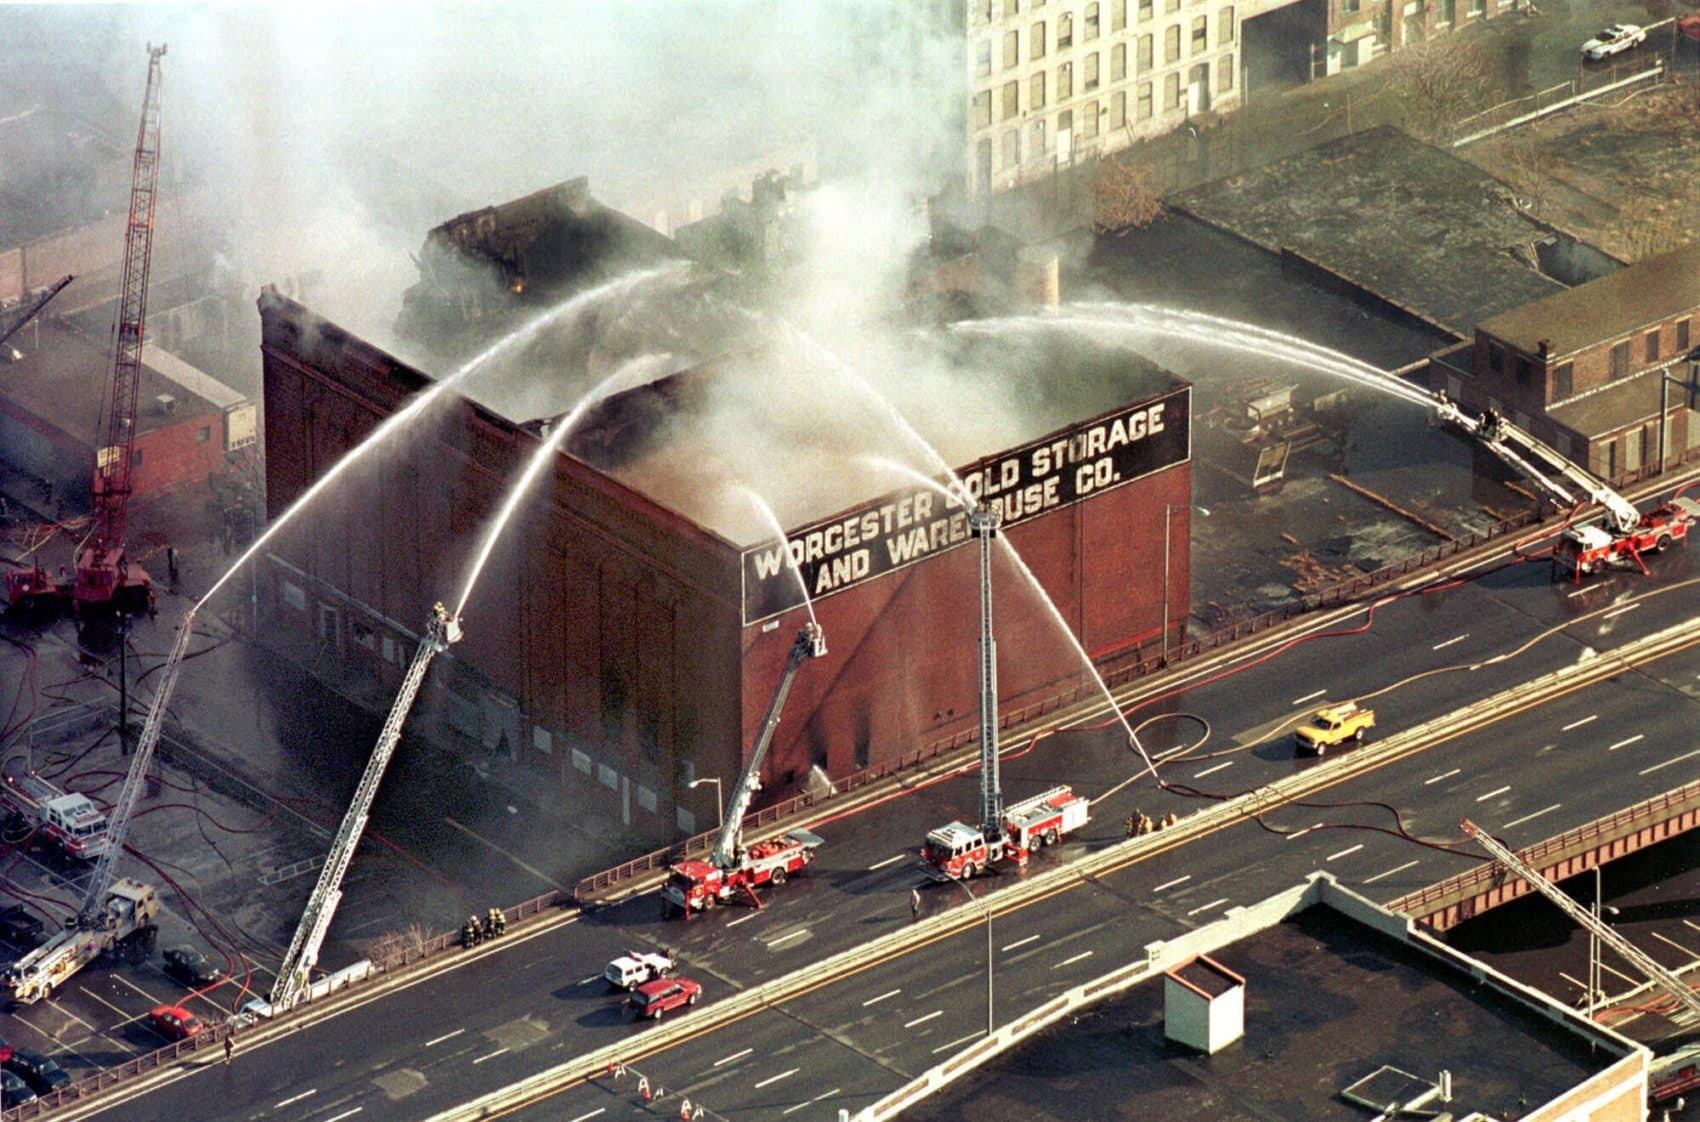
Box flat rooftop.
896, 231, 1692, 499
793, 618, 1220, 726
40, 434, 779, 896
924, 903, 1613, 1122
1172, 126, 1567, 340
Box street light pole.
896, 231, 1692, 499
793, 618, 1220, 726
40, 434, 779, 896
948, 874, 994, 1038
689, 776, 723, 834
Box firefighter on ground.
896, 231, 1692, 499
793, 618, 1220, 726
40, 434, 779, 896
461, 916, 482, 947
484, 907, 505, 938
910, 887, 921, 918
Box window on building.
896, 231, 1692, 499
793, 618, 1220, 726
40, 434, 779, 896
973, 90, 993, 129
976, 137, 993, 188
1342, 0, 1360, 10
1085, 52, 1100, 89
1217, 52, 1233, 91
1110, 88, 1126, 128
1136, 81, 1153, 119
1059, 12, 1073, 46
1554, 362, 1574, 399
1032, 20, 1047, 57
1112, 0, 1128, 31
1004, 29, 1020, 68
1514, 356, 1531, 386
1164, 24, 1181, 63
1031, 71, 1047, 109
1137, 33, 1153, 72
1166, 0, 1180, 12
1059, 108, 1073, 137
1004, 0, 1021, 16
1085, 2, 1100, 39
1002, 79, 1020, 120
1646, 330, 1661, 363
1002, 128, 1021, 168
1218, 6, 1234, 42
1438, 0, 1455, 23
1164, 71, 1181, 109
1488, 342, 1504, 374
1111, 42, 1127, 80
974, 0, 993, 25
197, 425, 211, 443
1058, 61, 1073, 99
1610, 340, 1631, 379
1030, 117, 1047, 156
977, 39, 993, 76
1678, 317, 1692, 351
1082, 99, 1100, 137
1468, 0, 1483, 14
1139, 0, 1154, 19
1191, 15, 1207, 54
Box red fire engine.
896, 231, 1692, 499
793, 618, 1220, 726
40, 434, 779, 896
920, 785, 1090, 881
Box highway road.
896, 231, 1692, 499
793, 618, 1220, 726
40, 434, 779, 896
61, 543, 1700, 1122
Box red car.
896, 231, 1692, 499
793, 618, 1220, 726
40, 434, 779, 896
627, 976, 701, 1021
148, 1004, 205, 1041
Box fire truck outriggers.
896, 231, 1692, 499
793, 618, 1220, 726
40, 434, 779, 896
661, 623, 827, 918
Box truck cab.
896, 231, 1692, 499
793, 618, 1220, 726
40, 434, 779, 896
1295, 701, 1374, 755
920, 821, 1002, 880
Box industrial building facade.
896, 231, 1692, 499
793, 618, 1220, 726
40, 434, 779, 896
259, 289, 1191, 844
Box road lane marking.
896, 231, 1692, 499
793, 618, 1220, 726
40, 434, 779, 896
1602, 603, 1640, 620
1055, 951, 1094, 968
766, 928, 810, 948
904, 1010, 943, 1028
868, 854, 908, 870
1364, 860, 1419, 885
425, 1029, 466, 1047
783, 1089, 843, 1114
1193, 761, 1233, 779
577, 976, 600, 986
45, 998, 93, 1033
754, 1068, 799, 1089
715, 1047, 755, 1067
1286, 824, 1319, 840
275, 1090, 318, 1108
861, 991, 900, 1008
1292, 690, 1327, 706
1326, 844, 1364, 862
1424, 769, 1460, 785
567, 1111, 606, 1122
1432, 634, 1469, 650
1561, 715, 1598, 731
1002, 934, 1040, 952
1475, 785, 1511, 801
1608, 734, 1645, 752
1641, 748, 1700, 775
1153, 875, 1191, 892
1503, 804, 1561, 829
727, 913, 759, 927
472, 1048, 508, 1065
1186, 898, 1229, 917
932, 1032, 984, 1054
324, 1111, 363, 1122
77, 985, 130, 1020
1566, 586, 1592, 599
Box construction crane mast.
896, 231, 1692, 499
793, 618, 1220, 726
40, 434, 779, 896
77, 43, 166, 617
269, 605, 462, 1011
1460, 819, 1700, 1023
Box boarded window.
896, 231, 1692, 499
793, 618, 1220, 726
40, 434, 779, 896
1058, 61, 1073, 99
1085, 52, 1100, 89
1137, 81, 1153, 119
1677, 317, 1691, 351
1514, 356, 1531, 386
1218, 52, 1233, 91
1553, 362, 1573, 399
973, 90, 992, 130
1137, 34, 1153, 73
1112, 0, 1128, 31
1111, 42, 1127, 80
1219, 6, 1234, 42
1082, 99, 1100, 137
1610, 340, 1631, 379
1110, 88, 1126, 128
977, 39, 993, 77
1164, 70, 1181, 109
1002, 79, 1020, 119
1031, 20, 1047, 57
1164, 24, 1181, 63
1004, 29, 1020, 68
1646, 330, 1660, 363
1002, 127, 1021, 167
1031, 71, 1047, 109
1488, 343, 1504, 374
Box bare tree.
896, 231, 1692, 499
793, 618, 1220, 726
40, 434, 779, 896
1093, 153, 1165, 235
363, 922, 435, 965
1389, 35, 1496, 144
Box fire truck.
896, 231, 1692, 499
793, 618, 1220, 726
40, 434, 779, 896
1430, 397, 1700, 581
920, 785, 1090, 881
661, 623, 827, 918
4, 878, 159, 1005
0, 771, 112, 860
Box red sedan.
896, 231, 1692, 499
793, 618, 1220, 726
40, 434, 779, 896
148, 1004, 205, 1041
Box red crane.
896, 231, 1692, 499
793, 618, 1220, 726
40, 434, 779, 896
75, 43, 167, 618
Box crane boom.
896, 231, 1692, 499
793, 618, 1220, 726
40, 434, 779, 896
270, 605, 462, 1011
78, 606, 196, 923
77, 43, 166, 614
1429, 394, 1641, 533
0, 274, 73, 353
1461, 819, 1700, 1023
709, 622, 826, 870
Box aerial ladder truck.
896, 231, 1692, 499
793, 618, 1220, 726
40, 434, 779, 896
0, 273, 73, 361
266, 604, 462, 1013
1459, 820, 1700, 1103
661, 621, 827, 917
918, 504, 1089, 882
1430, 394, 1700, 580
5, 45, 165, 618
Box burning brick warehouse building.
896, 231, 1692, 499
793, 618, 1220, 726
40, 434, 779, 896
258, 180, 1192, 846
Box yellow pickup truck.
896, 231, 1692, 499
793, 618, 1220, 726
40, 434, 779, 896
1294, 701, 1374, 755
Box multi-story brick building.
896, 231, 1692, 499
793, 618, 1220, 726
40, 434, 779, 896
962, 0, 1522, 197
1431, 241, 1700, 483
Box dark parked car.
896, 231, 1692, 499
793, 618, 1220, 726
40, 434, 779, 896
4, 1048, 70, 1094
0, 906, 44, 949
0, 1068, 37, 1105
162, 945, 225, 988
